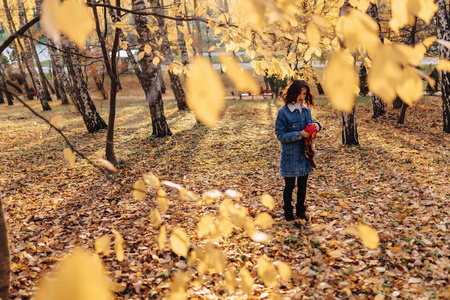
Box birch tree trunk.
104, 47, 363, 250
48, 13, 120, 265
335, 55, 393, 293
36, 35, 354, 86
340, 1, 359, 145
193, 0, 203, 56
205, 7, 213, 63
133, 0, 171, 137
0, 199, 10, 300
17, 0, 51, 110
184, 0, 196, 56
436, 0, 450, 133
154, 0, 187, 110
174, 0, 190, 66
366, 3, 386, 118
2, 0, 32, 100
48, 41, 69, 104
63, 39, 107, 133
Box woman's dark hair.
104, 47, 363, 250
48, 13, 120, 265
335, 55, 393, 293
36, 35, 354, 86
281, 79, 315, 107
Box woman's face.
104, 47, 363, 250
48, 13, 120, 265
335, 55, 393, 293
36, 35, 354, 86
296, 87, 307, 104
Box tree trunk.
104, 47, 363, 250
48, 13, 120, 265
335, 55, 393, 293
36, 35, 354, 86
3, 0, 33, 100
436, 0, 450, 133
193, 0, 203, 56
155, 0, 187, 110
366, 3, 386, 118
342, 106, 359, 145
133, 0, 171, 137
393, 97, 402, 109
397, 102, 408, 124
184, 0, 196, 56
63, 39, 107, 133
17, 0, 51, 110
0, 199, 10, 300
397, 17, 417, 124
90, 0, 120, 165
31, 40, 53, 100
205, 7, 213, 63
157, 65, 166, 94
175, 0, 190, 66
0, 62, 13, 105
339, 0, 359, 145
92, 72, 108, 99
0, 89, 4, 104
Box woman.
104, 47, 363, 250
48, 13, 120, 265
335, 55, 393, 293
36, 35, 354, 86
275, 80, 322, 222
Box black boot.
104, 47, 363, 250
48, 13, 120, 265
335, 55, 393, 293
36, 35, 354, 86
296, 203, 307, 221
284, 204, 295, 221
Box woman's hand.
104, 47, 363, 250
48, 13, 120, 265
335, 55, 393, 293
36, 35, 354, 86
313, 123, 320, 131
301, 130, 310, 138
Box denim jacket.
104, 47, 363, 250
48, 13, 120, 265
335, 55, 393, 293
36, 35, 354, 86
275, 105, 322, 177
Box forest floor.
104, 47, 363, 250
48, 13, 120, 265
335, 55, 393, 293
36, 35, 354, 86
0, 83, 449, 299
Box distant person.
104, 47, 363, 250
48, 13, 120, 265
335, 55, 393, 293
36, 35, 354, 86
275, 80, 322, 224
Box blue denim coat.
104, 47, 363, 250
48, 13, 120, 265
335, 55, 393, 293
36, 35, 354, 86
275, 105, 322, 177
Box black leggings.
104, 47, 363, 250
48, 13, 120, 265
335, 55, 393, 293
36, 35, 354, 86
283, 175, 308, 218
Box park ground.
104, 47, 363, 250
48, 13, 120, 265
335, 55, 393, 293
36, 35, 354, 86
0, 74, 449, 299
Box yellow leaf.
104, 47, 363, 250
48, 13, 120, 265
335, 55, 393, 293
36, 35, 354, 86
198, 214, 214, 239
277, 262, 292, 280
257, 257, 277, 286
261, 194, 275, 210
436, 59, 450, 71
132, 179, 146, 201
220, 55, 259, 94
157, 188, 169, 213
138, 51, 145, 61
186, 57, 225, 127
95, 236, 111, 256
41, 0, 94, 48
240, 268, 254, 295
153, 56, 160, 65
237, 0, 266, 28
394, 44, 426, 66
150, 210, 162, 228
408, 0, 438, 24
204, 245, 226, 273
367, 45, 403, 103
357, 224, 379, 249
50, 115, 64, 127
144, 44, 152, 55
306, 22, 320, 49
112, 230, 125, 262
63, 148, 76, 165
395, 66, 423, 106
217, 217, 232, 238
98, 158, 117, 173
169, 271, 190, 300
170, 227, 190, 257
323, 51, 359, 113
389, 0, 415, 33
336, 8, 381, 56
143, 172, 160, 187
254, 212, 274, 229
312, 15, 331, 30
225, 267, 237, 291
158, 225, 166, 250
109, 282, 127, 293
35, 250, 113, 300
